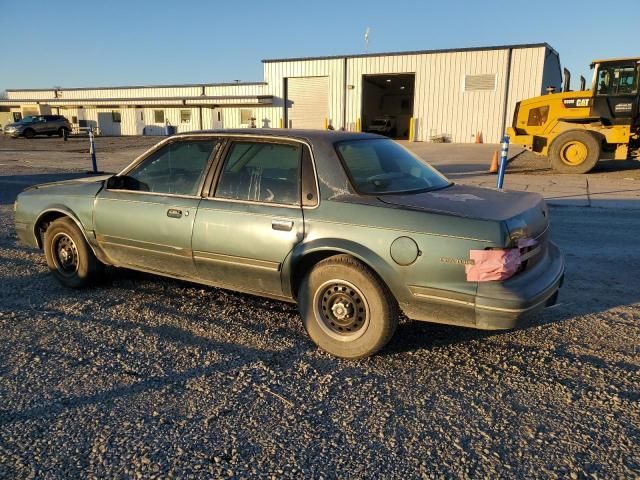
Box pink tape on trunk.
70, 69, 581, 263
465, 248, 522, 282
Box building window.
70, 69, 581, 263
71, 116, 78, 124
112, 110, 122, 123
464, 74, 496, 91
154, 110, 165, 123
240, 109, 254, 125
180, 110, 191, 123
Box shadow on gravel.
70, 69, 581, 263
383, 320, 498, 356
0, 173, 100, 204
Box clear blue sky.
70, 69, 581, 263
0, 0, 636, 92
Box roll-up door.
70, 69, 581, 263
286, 76, 329, 129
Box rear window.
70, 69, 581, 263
336, 138, 450, 194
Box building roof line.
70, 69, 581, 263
6, 81, 267, 93
0, 95, 273, 104
262, 42, 555, 63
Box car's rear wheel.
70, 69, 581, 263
44, 217, 103, 288
298, 255, 398, 358
549, 130, 600, 174
23, 128, 35, 139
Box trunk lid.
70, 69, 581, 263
378, 183, 549, 242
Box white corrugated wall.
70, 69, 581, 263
263, 46, 548, 143
6, 90, 55, 100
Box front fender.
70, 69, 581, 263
33, 206, 93, 249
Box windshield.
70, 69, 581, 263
336, 138, 451, 195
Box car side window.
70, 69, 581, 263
215, 141, 301, 205
126, 140, 217, 196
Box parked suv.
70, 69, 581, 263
3, 115, 72, 138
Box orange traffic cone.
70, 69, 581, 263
489, 150, 499, 173
475, 131, 483, 144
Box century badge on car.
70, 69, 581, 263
14, 130, 565, 358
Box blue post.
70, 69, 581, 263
496, 135, 510, 189
89, 127, 98, 174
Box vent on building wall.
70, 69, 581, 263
464, 74, 496, 91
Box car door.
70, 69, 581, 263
32, 116, 47, 134
192, 138, 307, 297
94, 138, 219, 277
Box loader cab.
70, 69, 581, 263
590, 58, 640, 126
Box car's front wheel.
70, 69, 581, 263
23, 128, 35, 139
298, 255, 398, 358
44, 217, 103, 288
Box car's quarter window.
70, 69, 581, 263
215, 141, 301, 205
126, 140, 216, 196
336, 138, 451, 195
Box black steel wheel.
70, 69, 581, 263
299, 254, 398, 359
50, 232, 80, 276
314, 279, 370, 340
44, 217, 103, 288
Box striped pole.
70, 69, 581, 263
496, 135, 509, 189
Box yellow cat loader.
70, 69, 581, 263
508, 58, 640, 173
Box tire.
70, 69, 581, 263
23, 128, 35, 139
57, 127, 68, 138
44, 217, 103, 288
298, 255, 398, 359
548, 130, 601, 174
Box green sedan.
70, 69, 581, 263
14, 130, 564, 358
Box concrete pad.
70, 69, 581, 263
404, 142, 640, 210
586, 177, 640, 209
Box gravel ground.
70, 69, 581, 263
0, 136, 639, 478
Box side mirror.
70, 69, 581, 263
106, 175, 150, 192
106, 175, 125, 190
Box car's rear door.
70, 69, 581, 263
94, 138, 219, 277
192, 137, 307, 297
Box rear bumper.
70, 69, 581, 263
474, 241, 564, 329
402, 241, 565, 330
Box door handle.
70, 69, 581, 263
167, 208, 182, 218
272, 220, 294, 231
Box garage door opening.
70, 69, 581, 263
361, 74, 415, 139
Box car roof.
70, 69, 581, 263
174, 128, 383, 145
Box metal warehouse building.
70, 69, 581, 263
0, 42, 561, 143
